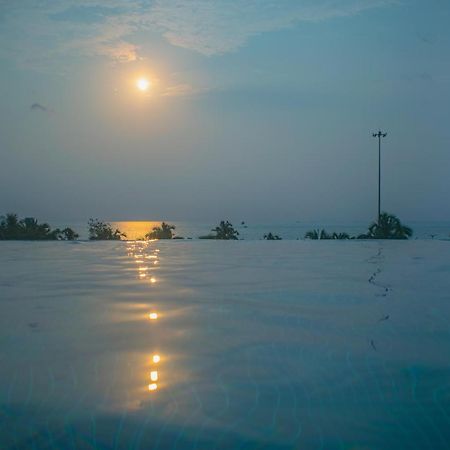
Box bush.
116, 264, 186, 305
263, 232, 282, 240
88, 218, 125, 240
198, 234, 218, 240
61, 227, 79, 241
304, 229, 351, 240
145, 222, 175, 240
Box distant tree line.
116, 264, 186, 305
0, 214, 78, 240
0, 213, 413, 241
304, 213, 413, 240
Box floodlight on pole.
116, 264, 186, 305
372, 130, 387, 225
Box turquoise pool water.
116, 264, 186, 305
0, 241, 449, 449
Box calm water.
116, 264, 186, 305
57, 220, 450, 240
1, 240, 450, 449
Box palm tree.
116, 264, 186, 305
305, 229, 352, 240
304, 229, 320, 240
304, 229, 333, 240
21, 217, 59, 240
0, 213, 21, 239
0, 214, 78, 240
359, 212, 412, 240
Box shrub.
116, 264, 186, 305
305, 229, 351, 240
263, 232, 282, 240
88, 218, 125, 240
61, 227, 79, 241
145, 222, 175, 240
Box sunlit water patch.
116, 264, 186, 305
1, 241, 450, 449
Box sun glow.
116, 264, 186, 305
137, 78, 151, 91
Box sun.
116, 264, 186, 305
136, 78, 151, 91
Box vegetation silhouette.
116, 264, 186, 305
88, 218, 125, 240
145, 222, 175, 240
199, 221, 239, 240
264, 232, 282, 240
0, 213, 78, 240
61, 227, 80, 240
358, 212, 412, 240
304, 229, 351, 240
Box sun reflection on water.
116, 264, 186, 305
125, 240, 164, 394
150, 371, 158, 382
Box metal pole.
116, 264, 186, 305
372, 131, 387, 226
378, 133, 381, 225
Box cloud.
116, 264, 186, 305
49, 5, 125, 24
0, 0, 397, 68
161, 83, 208, 97
148, 0, 397, 56
30, 103, 48, 112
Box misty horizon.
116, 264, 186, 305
1, 0, 449, 223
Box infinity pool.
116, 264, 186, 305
1, 241, 449, 449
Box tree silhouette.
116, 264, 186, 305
88, 218, 125, 240
199, 221, 239, 240
263, 232, 282, 240
61, 228, 79, 240
305, 229, 351, 240
331, 232, 351, 240
0, 213, 79, 240
0, 214, 21, 239
213, 221, 239, 240
145, 222, 175, 240
358, 212, 412, 240
305, 229, 330, 240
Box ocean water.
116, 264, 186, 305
56, 220, 450, 240
1, 240, 450, 449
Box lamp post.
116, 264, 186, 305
372, 130, 387, 225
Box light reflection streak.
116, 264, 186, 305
125, 240, 164, 394
148, 351, 161, 392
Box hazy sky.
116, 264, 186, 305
0, 0, 449, 223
